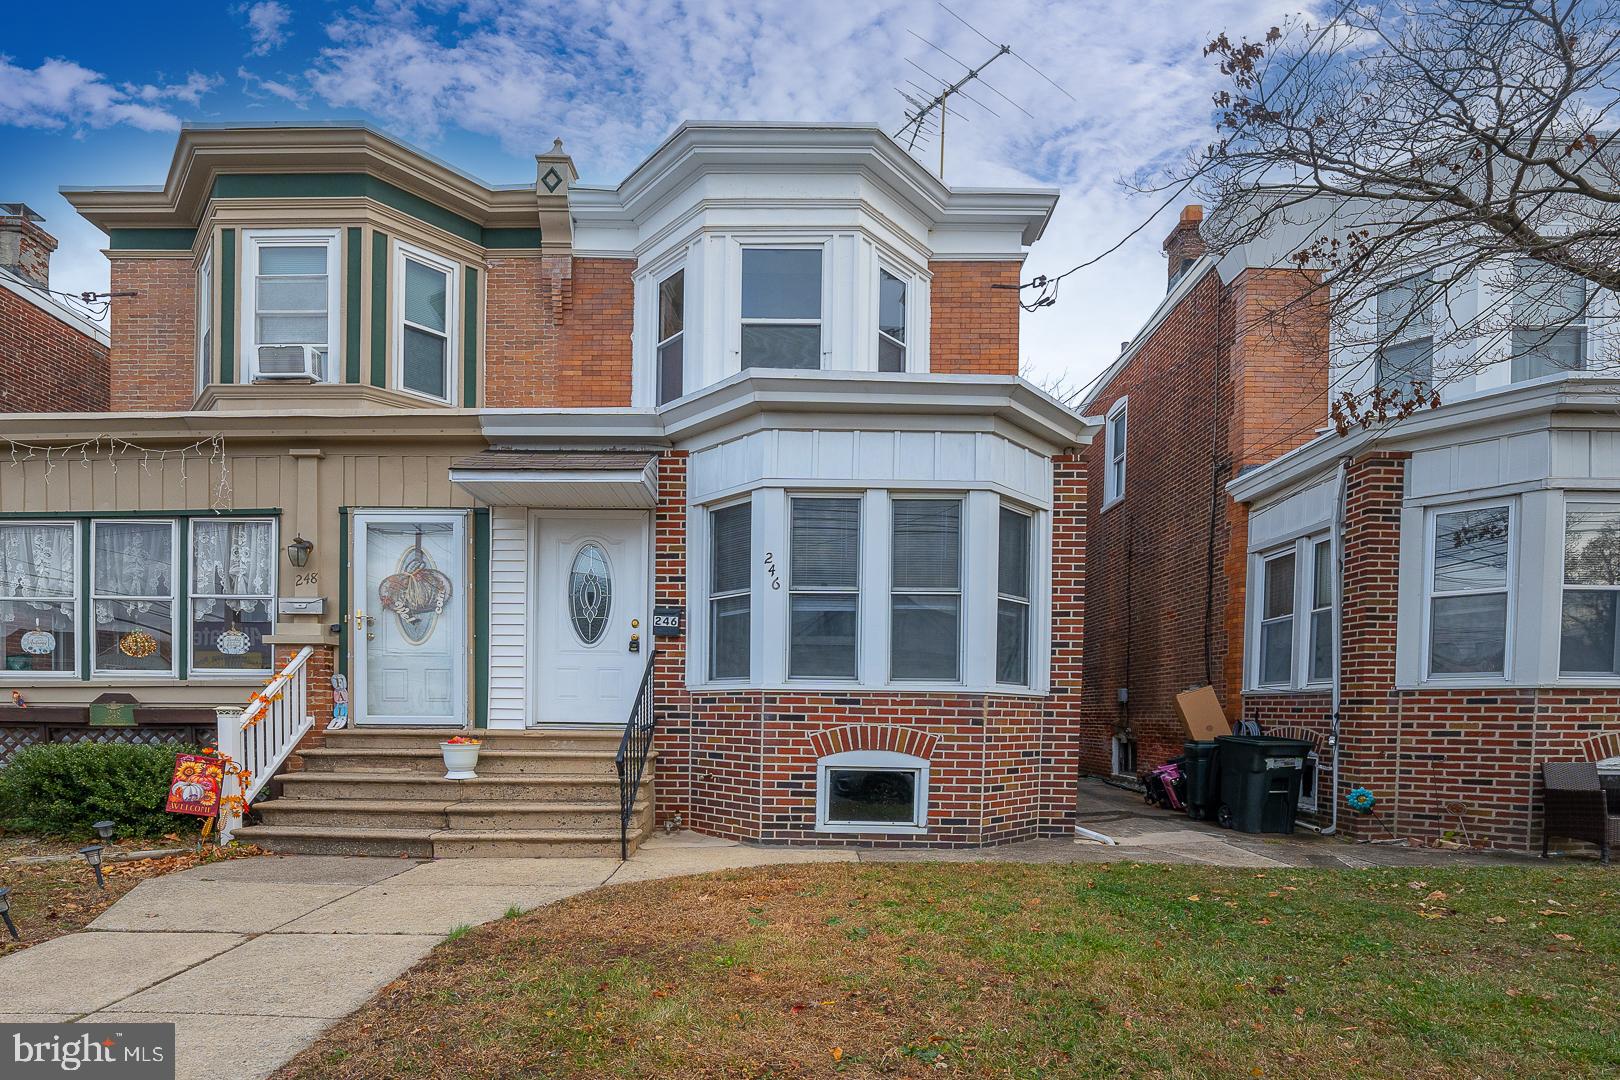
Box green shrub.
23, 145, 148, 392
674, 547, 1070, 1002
0, 741, 203, 839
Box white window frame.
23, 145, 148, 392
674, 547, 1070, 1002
786, 493, 862, 681
90, 518, 180, 679
1511, 261, 1588, 382
1556, 496, 1620, 680
392, 240, 459, 404
195, 246, 213, 400
995, 504, 1034, 687
1247, 532, 1334, 692
1375, 272, 1436, 394
706, 497, 751, 682
739, 242, 828, 372
187, 517, 277, 679
815, 748, 929, 834
888, 495, 964, 683
1103, 397, 1128, 507
876, 265, 909, 373
0, 519, 81, 680
1422, 499, 1515, 683
656, 266, 686, 406
1306, 537, 1335, 686
241, 228, 342, 384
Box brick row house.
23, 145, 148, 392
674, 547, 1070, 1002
0, 205, 110, 413
0, 123, 1092, 855
1084, 201, 1620, 852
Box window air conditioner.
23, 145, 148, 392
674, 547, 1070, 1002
255, 344, 327, 381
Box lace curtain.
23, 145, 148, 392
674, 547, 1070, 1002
0, 523, 75, 619
192, 520, 274, 617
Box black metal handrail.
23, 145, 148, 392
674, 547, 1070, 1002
614, 648, 658, 860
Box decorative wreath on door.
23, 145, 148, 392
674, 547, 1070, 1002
378, 530, 454, 646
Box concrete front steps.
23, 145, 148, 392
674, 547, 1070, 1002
234, 727, 655, 859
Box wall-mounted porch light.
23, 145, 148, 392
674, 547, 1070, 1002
78, 844, 105, 889
285, 535, 314, 568
0, 886, 18, 941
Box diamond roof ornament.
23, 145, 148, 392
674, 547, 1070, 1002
541, 167, 565, 193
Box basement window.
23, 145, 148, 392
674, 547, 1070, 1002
816, 750, 928, 833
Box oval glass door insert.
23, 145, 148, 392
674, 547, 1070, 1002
568, 542, 613, 645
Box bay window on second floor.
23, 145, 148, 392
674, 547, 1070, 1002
635, 234, 930, 405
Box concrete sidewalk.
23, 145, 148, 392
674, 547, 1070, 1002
0, 833, 855, 1080
0, 800, 1541, 1080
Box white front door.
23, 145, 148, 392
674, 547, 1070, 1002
352, 511, 468, 727
533, 512, 649, 725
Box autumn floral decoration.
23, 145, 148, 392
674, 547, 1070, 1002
443, 734, 482, 745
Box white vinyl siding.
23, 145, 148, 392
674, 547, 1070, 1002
488, 507, 529, 728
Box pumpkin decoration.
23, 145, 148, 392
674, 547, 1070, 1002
118, 630, 159, 659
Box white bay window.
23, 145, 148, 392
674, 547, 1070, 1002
742, 248, 823, 370
789, 497, 861, 678
1248, 533, 1334, 692
890, 499, 962, 681
1425, 504, 1511, 678
708, 500, 751, 680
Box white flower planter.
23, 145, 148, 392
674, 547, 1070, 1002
440, 741, 481, 780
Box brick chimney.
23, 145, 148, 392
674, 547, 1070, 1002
0, 203, 56, 289
1162, 204, 1205, 288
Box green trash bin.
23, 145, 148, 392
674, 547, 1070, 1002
1182, 740, 1220, 821
1214, 735, 1315, 833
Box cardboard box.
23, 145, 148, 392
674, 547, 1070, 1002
1174, 685, 1231, 741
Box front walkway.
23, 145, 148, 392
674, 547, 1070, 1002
0, 792, 1543, 1080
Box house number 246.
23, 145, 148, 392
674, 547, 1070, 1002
763, 552, 781, 589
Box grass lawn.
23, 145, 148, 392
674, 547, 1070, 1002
0, 838, 263, 956
278, 861, 1617, 1079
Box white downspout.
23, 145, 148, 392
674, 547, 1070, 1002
1321, 457, 1350, 837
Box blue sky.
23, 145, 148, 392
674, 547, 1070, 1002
1, 0, 1303, 388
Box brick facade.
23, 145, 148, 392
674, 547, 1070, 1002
109, 256, 196, 412
1242, 452, 1620, 851
928, 260, 1021, 375
1080, 251, 1326, 783
0, 288, 109, 413
483, 255, 633, 408
649, 448, 1087, 846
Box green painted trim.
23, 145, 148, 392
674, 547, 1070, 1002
79, 525, 91, 681
345, 227, 363, 384
210, 174, 538, 248
481, 228, 543, 249
370, 231, 388, 387
0, 509, 281, 521
218, 229, 237, 384
176, 522, 189, 680
337, 507, 350, 681
462, 267, 479, 407
473, 507, 490, 729
107, 228, 197, 251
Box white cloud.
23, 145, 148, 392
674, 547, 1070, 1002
237, 66, 307, 107
0, 57, 219, 133
305, 0, 1302, 387
243, 1, 294, 56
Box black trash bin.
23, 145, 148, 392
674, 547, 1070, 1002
1182, 740, 1220, 821
1213, 735, 1315, 833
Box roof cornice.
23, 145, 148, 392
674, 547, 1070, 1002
61, 125, 558, 236
570, 122, 1058, 246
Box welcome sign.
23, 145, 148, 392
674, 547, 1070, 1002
164, 754, 223, 818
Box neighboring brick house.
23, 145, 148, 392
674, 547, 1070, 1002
1077, 206, 1326, 784
1232, 258, 1620, 851
1, 122, 1093, 856
0, 205, 110, 412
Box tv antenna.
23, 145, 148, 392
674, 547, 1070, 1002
893, 3, 1073, 179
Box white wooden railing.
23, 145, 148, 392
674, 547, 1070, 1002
216, 645, 316, 842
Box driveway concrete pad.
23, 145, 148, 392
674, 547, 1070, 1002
276, 883, 579, 934
0, 932, 243, 1014
83, 1010, 332, 1080
89, 878, 359, 933
109, 933, 440, 1018
168, 854, 419, 886
388, 856, 617, 888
